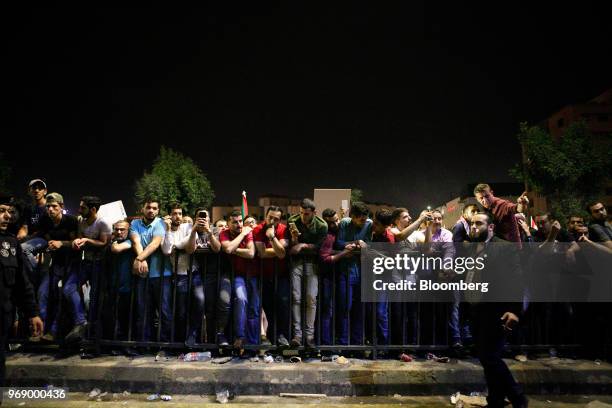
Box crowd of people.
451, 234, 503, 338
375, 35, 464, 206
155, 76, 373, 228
2, 178, 611, 407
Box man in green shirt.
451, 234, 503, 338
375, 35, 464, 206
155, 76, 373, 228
287, 198, 328, 348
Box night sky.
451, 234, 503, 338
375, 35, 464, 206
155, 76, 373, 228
4, 4, 611, 214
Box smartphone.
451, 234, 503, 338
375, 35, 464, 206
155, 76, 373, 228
198, 210, 208, 220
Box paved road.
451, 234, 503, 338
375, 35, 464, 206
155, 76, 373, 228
3, 394, 612, 407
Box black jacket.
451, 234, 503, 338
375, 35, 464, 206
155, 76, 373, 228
464, 236, 523, 317
0, 231, 39, 319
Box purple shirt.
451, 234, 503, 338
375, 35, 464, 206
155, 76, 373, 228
430, 227, 455, 259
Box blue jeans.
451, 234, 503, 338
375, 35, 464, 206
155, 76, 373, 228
175, 273, 205, 341
365, 295, 389, 346
214, 272, 232, 337
38, 263, 78, 335
232, 275, 258, 342
336, 273, 363, 345
135, 276, 173, 342
248, 274, 290, 344
21, 237, 47, 287
449, 290, 472, 344
38, 271, 60, 335
319, 271, 334, 345
69, 260, 103, 327
63, 265, 88, 327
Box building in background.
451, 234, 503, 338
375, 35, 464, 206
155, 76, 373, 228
530, 88, 612, 214
212, 190, 396, 223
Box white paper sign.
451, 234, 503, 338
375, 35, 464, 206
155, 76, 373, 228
98, 200, 127, 226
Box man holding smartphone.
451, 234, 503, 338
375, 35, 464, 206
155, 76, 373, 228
252, 206, 290, 347
184, 207, 221, 345
287, 198, 328, 348
219, 210, 255, 350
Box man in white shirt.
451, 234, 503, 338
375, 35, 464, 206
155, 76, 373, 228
162, 204, 220, 346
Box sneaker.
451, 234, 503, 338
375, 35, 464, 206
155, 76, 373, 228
277, 335, 290, 348
41, 333, 55, 343
305, 336, 316, 349
65, 322, 88, 343
290, 336, 302, 347
217, 333, 229, 347
233, 337, 245, 350
260, 335, 272, 346
28, 335, 41, 343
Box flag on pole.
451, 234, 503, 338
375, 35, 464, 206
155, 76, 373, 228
530, 216, 538, 231
241, 191, 248, 219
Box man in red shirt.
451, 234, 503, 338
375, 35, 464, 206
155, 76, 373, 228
473, 183, 529, 243
252, 206, 290, 347
219, 210, 255, 350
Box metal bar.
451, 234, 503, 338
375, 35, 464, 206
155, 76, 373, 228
273, 258, 278, 345
170, 251, 179, 342
112, 255, 121, 341
141, 273, 150, 342
258, 257, 263, 345
331, 262, 336, 348
185, 253, 193, 342
316, 259, 321, 347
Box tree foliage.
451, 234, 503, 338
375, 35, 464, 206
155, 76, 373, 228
510, 121, 611, 221
134, 146, 214, 215
351, 188, 364, 203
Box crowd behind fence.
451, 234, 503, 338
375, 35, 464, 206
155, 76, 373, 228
10, 244, 611, 360
5, 184, 612, 361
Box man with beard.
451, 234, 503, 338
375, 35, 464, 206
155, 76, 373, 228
336, 201, 371, 346
130, 199, 173, 342
0, 194, 43, 388
287, 199, 328, 348
587, 201, 612, 249
319, 208, 355, 346
452, 204, 478, 243
64, 196, 111, 342
219, 210, 255, 350
161, 203, 206, 345
466, 212, 527, 408
33, 193, 78, 342
109, 220, 135, 345
252, 206, 290, 347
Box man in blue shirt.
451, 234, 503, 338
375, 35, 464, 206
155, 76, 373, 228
336, 201, 372, 345
130, 199, 172, 342
109, 220, 134, 342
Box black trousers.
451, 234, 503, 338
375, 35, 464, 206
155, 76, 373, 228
1, 312, 12, 389
472, 304, 523, 407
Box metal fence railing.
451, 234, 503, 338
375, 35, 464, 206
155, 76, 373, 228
9, 248, 611, 360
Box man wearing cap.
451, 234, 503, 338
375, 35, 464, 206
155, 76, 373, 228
19, 179, 50, 288
0, 194, 43, 387
34, 192, 79, 342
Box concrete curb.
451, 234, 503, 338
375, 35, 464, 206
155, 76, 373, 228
7, 354, 612, 395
